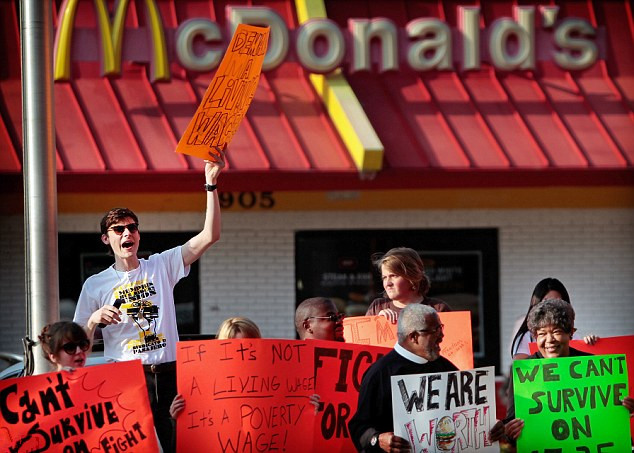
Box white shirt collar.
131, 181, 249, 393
394, 342, 428, 364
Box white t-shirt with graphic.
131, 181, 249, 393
74, 246, 189, 365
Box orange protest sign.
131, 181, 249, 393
312, 340, 391, 452
343, 312, 474, 369
176, 339, 315, 452
175, 24, 270, 159
0, 361, 158, 452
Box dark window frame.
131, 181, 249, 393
295, 228, 500, 371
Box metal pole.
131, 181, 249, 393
21, 0, 59, 375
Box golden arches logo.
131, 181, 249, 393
54, 0, 169, 81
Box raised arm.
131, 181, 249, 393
181, 148, 226, 267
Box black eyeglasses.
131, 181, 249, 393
61, 339, 90, 355
108, 223, 139, 235
306, 313, 345, 323
417, 324, 444, 335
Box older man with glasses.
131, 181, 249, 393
295, 297, 345, 341
349, 304, 457, 452
73, 151, 225, 453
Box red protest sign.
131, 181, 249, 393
176, 24, 270, 159
176, 339, 315, 452
343, 312, 474, 370
0, 361, 158, 452
311, 340, 391, 452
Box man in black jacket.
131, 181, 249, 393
349, 304, 457, 452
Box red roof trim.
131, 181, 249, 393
2, 169, 632, 196
1, 0, 633, 190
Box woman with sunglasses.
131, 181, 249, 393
38, 321, 91, 371
366, 247, 451, 324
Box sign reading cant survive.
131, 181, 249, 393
0, 361, 158, 452
513, 354, 631, 452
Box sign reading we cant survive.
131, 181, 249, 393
392, 366, 498, 452
176, 339, 315, 452
529, 335, 634, 439
513, 354, 631, 452
0, 361, 158, 452
176, 23, 270, 160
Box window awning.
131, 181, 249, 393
1, 0, 632, 193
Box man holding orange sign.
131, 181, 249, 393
75, 23, 270, 452
74, 151, 225, 453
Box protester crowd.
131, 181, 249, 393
14, 154, 633, 453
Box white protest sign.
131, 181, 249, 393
391, 366, 498, 452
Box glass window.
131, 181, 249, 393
295, 228, 499, 370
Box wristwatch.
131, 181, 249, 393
204, 183, 217, 192
370, 434, 379, 448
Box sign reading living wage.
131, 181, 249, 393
0, 361, 158, 452
176, 339, 314, 452
343, 312, 474, 370
176, 24, 270, 159
311, 340, 391, 452
513, 354, 631, 452
391, 366, 498, 452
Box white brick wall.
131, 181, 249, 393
2, 208, 633, 375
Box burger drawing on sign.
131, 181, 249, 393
436, 416, 456, 451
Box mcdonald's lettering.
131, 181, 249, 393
54, 3, 602, 82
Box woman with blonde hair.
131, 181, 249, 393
366, 247, 451, 323
216, 316, 262, 340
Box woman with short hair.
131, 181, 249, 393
492, 299, 633, 444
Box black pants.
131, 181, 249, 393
144, 362, 177, 453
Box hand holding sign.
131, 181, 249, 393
204, 146, 226, 182
176, 24, 270, 160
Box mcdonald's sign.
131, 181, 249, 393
54, 1, 602, 82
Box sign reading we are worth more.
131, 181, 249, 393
0, 361, 158, 452
391, 366, 498, 452
176, 339, 314, 452
513, 354, 631, 452
343, 312, 474, 370
176, 24, 270, 159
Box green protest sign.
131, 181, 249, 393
513, 354, 631, 452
